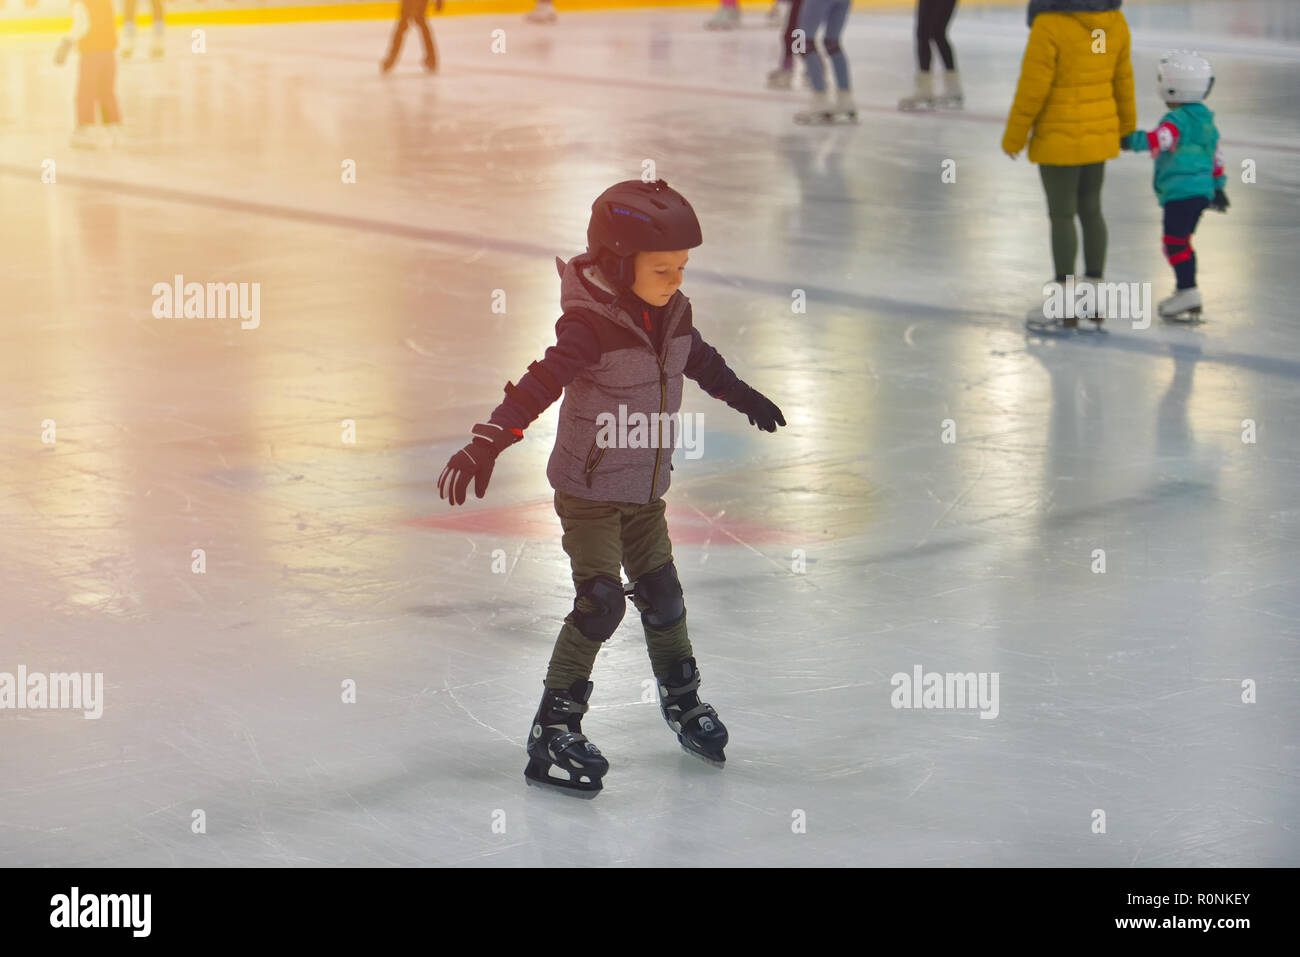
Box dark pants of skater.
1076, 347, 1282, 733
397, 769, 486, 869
77, 51, 120, 126
780, 0, 805, 70
384, 0, 436, 69
916, 0, 957, 71
545, 490, 693, 690
1163, 196, 1209, 289
1040, 163, 1107, 281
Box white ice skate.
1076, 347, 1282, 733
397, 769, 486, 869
69, 125, 98, 150
120, 31, 135, 59
105, 123, 124, 148
525, 0, 557, 24
898, 72, 935, 112
1158, 287, 1204, 322
704, 6, 741, 29
936, 69, 963, 109
766, 67, 794, 90
1025, 279, 1106, 334
795, 89, 857, 125
150, 35, 165, 58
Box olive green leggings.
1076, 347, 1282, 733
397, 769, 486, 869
545, 490, 693, 690
1039, 162, 1107, 281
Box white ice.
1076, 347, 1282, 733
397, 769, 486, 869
1, 1, 1298, 866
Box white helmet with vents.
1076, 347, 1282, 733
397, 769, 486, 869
1157, 50, 1214, 103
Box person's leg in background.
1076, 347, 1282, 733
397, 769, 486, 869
900, 0, 937, 110
706, 0, 741, 30
73, 50, 97, 146
1040, 164, 1083, 283
412, 0, 437, 71
933, 0, 962, 107
1077, 161, 1108, 280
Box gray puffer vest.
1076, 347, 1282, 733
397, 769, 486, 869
546, 255, 693, 504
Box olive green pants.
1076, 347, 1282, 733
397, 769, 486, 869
1039, 162, 1107, 281
545, 489, 693, 690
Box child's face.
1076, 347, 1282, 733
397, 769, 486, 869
630, 250, 689, 306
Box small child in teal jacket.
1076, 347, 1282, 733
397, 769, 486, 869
1121, 50, 1228, 320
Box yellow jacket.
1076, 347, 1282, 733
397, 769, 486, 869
1002, 10, 1137, 166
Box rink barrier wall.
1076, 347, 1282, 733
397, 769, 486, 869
2, 0, 1037, 34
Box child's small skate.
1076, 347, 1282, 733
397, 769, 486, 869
524, 680, 609, 798
1158, 287, 1204, 323
659, 657, 728, 766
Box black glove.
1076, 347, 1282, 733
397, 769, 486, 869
438, 423, 521, 506
1118, 134, 1130, 151
1210, 189, 1229, 213
723, 382, 786, 433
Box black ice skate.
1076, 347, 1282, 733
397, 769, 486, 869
659, 657, 728, 765
524, 680, 609, 798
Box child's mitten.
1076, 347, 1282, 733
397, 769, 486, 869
723, 382, 786, 433
1210, 189, 1229, 213
438, 423, 522, 505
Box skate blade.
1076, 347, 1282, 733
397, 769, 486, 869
795, 114, 856, 125
1024, 319, 1104, 336
1161, 309, 1204, 324
524, 771, 602, 798
680, 742, 726, 767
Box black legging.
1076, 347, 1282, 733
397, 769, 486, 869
916, 0, 957, 72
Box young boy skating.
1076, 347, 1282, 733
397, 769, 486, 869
1121, 50, 1228, 320
437, 179, 785, 798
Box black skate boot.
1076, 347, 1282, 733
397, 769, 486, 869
524, 680, 609, 798
658, 657, 728, 765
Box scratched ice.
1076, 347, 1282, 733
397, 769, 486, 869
1, 1, 1297, 866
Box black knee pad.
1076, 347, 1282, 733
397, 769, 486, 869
824, 38, 842, 57
633, 562, 685, 630
569, 575, 626, 642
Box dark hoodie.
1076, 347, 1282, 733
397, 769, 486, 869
1027, 0, 1120, 26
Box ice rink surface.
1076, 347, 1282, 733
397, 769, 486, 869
1, 0, 1298, 866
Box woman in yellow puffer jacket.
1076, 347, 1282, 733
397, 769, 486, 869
1003, 0, 1137, 299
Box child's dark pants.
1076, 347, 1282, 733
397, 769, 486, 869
546, 490, 694, 690
1163, 196, 1210, 290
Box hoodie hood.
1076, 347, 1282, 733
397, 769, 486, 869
1028, 0, 1120, 26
